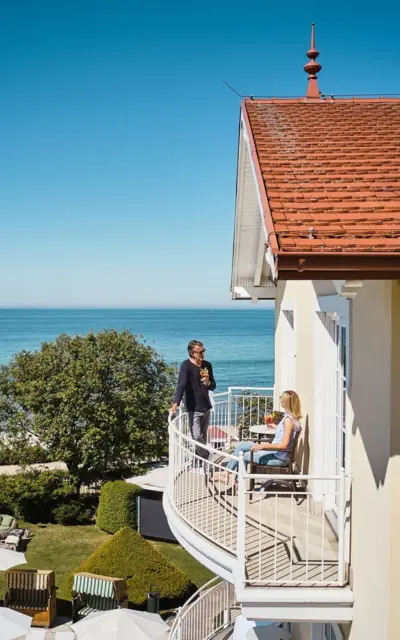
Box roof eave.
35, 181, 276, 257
276, 251, 400, 280
241, 101, 279, 254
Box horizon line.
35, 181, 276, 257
0, 305, 274, 310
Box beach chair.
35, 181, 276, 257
5, 569, 56, 628
0, 514, 18, 540
72, 572, 128, 622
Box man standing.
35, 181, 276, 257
171, 340, 216, 473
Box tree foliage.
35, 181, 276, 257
0, 330, 175, 485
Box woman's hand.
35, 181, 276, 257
251, 442, 269, 452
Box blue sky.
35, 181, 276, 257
0, 0, 399, 307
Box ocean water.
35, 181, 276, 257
0, 308, 275, 391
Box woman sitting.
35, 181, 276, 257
214, 390, 302, 482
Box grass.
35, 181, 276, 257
0, 522, 109, 604
0, 524, 214, 610
150, 540, 215, 589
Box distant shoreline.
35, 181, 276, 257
0, 306, 274, 311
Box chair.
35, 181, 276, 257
249, 429, 302, 500
0, 514, 18, 540
72, 572, 128, 622
5, 569, 56, 628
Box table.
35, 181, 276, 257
248, 424, 276, 443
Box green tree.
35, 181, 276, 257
0, 330, 175, 486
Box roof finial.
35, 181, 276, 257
304, 23, 322, 99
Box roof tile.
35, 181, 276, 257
245, 98, 400, 253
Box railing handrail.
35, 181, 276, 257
228, 386, 274, 391
170, 578, 235, 640
169, 411, 347, 483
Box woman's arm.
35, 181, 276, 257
252, 418, 294, 452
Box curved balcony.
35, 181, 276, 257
163, 389, 354, 622
170, 577, 237, 640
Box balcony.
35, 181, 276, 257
163, 388, 353, 623
169, 577, 292, 640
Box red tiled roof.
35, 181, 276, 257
242, 97, 400, 278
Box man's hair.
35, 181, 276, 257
187, 340, 203, 355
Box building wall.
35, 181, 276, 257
275, 280, 317, 474
347, 280, 392, 638
387, 281, 400, 639
276, 279, 400, 638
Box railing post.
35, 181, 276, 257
337, 467, 346, 585
224, 581, 231, 627
168, 413, 174, 501
227, 387, 232, 448
236, 452, 247, 586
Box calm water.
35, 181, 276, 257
0, 309, 275, 391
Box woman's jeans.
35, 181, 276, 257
225, 441, 287, 472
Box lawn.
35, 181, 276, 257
0, 524, 214, 608
0, 522, 109, 604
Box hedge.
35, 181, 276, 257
96, 481, 143, 534
0, 469, 76, 523
68, 526, 193, 608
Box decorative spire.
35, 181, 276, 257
304, 23, 322, 99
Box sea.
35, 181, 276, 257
0, 308, 275, 391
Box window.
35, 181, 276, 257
324, 623, 342, 640
312, 623, 343, 640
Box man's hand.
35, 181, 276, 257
170, 403, 178, 414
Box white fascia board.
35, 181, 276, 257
231, 112, 276, 300
240, 603, 353, 623
231, 121, 247, 295
233, 285, 276, 300
235, 585, 353, 606
241, 114, 269, 247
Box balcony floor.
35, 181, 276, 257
174, 468, 339, 587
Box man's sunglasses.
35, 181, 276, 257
193, 349, 205, 355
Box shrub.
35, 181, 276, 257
68, 526, 193, 609
0, 469, 76, 522
53, 500, 92, 525
96, 481, 143, 534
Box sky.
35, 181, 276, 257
0, 0, 399, 308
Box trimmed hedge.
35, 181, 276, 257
96, 481, 142, 534
68, 526, 193, 608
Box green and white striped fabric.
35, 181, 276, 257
73, 575, 115, 598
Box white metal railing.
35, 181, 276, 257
170, 578, 237, 640
167, 387, 351, 588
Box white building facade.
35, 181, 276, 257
164, 32, 400, 640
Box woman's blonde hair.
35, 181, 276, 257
280, 390, 302, 420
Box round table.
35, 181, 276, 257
248, 424, 276, 443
